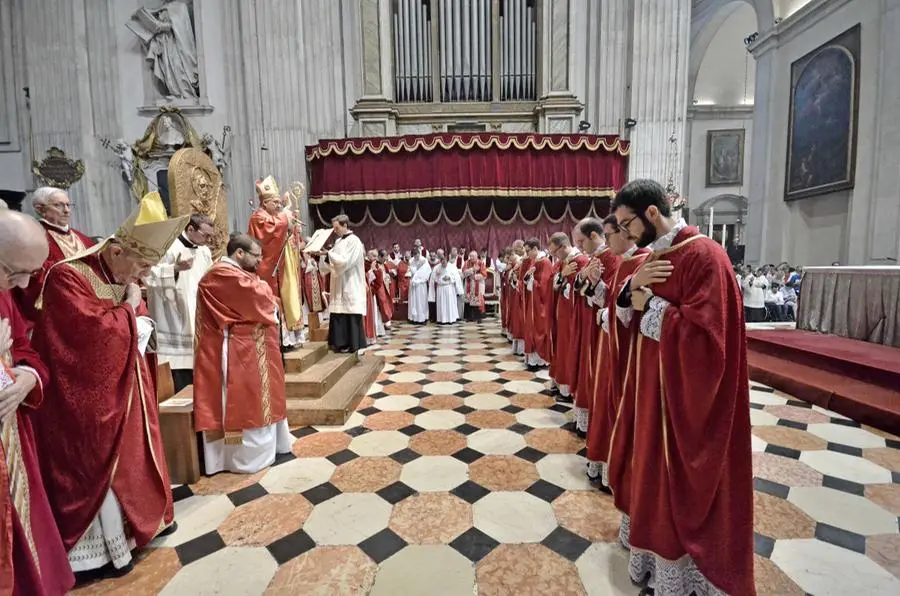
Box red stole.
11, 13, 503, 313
549, 253, 590, 388
0, 293, 74, 595
608, 228, 754, 595
383, 260, 398, 300
529, 258, 555, 362
371, 264, 393, 321
396, 261, 410, 302
247, 208, 290, 296
507, 260, 525, 340
500, 270, 510, 330
31, 254, 174, 551
463, 259, 487, 311
303, 258, 327, 313
13, 222, 94, 322
574, 249, 623, 411
363, 262, 376, 340
585, 248, 650, 468
193, 262, 287, 439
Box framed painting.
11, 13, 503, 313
706, 129, 745, 187
785, 24, 861, 201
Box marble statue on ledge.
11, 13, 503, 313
202, 130, 230, 173
111, 139, 136, 186
126, 0, 199, 100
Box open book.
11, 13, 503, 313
126, 7, 167, 43
304, 228, 335, 254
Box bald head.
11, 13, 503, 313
0, 210, 50, 291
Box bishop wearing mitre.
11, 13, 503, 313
248, 176, 304, 347
31, 194, 182, 577
193, 233, 292, 474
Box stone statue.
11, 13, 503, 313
127, 0, 199, 100
201, 131, 230, 172
168, 148, 229, 259
111, 139, 136, 185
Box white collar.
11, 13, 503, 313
41, 218, 70, 233
648, 218, 688, 252
623, 245, 638, 258
221, 256, 241, 269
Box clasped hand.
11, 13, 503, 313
629, 260, 673, 292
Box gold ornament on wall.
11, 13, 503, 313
32, 147, 85, 189
167, 148, 229, 259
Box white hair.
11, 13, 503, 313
31, 186, 67, 209
0, 199, 7, 209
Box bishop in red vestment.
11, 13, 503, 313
0, 211, 74, 595
461, 252, 488, 322
571, 220, 623, 436
546, 233, 589, 400
30, 197, 183, 575
584, 216, 650, 490
14, 187, 94, 322
372, 250, 394, 326
396, 255, 410, 303
363, 259, 378, 343
193, 234, 292, 474
507, 241, 526, 355
247, 176, 303, 341
607, 179, 754, 596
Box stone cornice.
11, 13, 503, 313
688, 105, 755, 120
749, 0, 856, 59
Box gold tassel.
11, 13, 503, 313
224, 431, 244, 446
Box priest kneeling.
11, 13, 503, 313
193, 233, 293, 475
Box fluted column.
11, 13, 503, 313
223, 0, 359, 232
536, 0, 583, 133
351, 0, 396, 137
575, 0, 631, 135
744, 45, 776, 264
22, 0, 125, 234
626, 0, 691, 184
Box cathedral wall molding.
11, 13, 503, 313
749, 0, 855, 58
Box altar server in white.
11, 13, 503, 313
145, 212, 215, 391
429, 253, 464, 324
407, 248, 432, 324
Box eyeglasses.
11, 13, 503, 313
48, 201, 73, 210
617, 215, 639, 232
0, 257, 41, 281
247, 251, 263, 259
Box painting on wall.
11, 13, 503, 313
785, 24, 860, 201
706, 129, 745, 187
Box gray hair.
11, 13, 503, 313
31, 186, 67, 209
0, 199, 7, 209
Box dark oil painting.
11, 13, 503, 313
785, 24, 860, 201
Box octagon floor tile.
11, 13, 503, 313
862, 447, 900, 473
510, 393, 556, 409
218, 494, 312, 546
770, 539, 900, 595
291, 432, 351, 457
807, 424, 887, 449
552, 491, 620, 542
189, 471, 266, 496
466, 410, 517, 429
371, 545, 475, 596
469, 455, 539, 491
329, 457, 402, 493
400, 456, 469, 492
866, 534, 900, 580
787, 487, 898, 535
160, 547, 277, 596
415, 410, 467, 430
474, 493, 558, 544
751, 453, 824, 487
752, 554, 805, 596
476, 544, 586, 596
71, 548, 181, 595
363, 411, 416, 431
304, 493, 393, 545
751, 426, 828, 452
348, 431, 410, 457
467, 430, 527, 456
259, 458, 336, 494
409, 430, 468, 455
865, 484, 900, 516
799, 451, 893, 485
389, 492, 473, 544
752, 492, 816, 540
264, 545, 377, 595
526, 428, 585, 454
536, 455, 593, 491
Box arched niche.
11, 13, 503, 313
693, 193, 749, 260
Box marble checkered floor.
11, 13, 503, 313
75, 319, 900, 595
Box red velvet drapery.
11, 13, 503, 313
305, 133, 630, 255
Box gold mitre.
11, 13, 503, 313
115, 192, 190, 263
255, 175, 280, 201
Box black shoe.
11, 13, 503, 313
105, 560, 135, 578
556, 393, 573, 404
562, 421, 578, 434
549, 386, 561, 396
157, 521, 178, 537
526, 364, 541, 372
576, 428, 587, 440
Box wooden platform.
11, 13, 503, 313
284, 342, 384, 426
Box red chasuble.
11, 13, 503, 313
247, 208, 290, 296
193, 262, 287, 439
517, 257, 534, 349
383, 260, 399, 301
507, 260, 525, 341
585, 248, 650, 471
499, 270, 510, 332
548, 253, 589, 389
525, 257, 554, 361
302, 257, 327, 313
31, 254, 174, 552
573, 250, 623, 417
608, 227, 754, 595
396, 261, 410, 303
13, 222, 94, 322
463, 259, 488, 311
363, 262, 376, 341
0, 293, 74, 596
371, 263, 393, 322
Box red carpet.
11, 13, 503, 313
747, 329, 900, 436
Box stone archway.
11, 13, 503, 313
693, 193, 749, 261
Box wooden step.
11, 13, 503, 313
287, 355, 384, 426
310, 325, 329, 342
283, 342, 328, 374
285, 352, 358, 399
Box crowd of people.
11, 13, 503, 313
736, 262, 802, 323
0, 176, 760, 595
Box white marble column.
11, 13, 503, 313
21, 0, 126, 235
626, 0, 691, 184
536, 0, 583, 133
744, 44, 777, 265
352, 0, 396, 137
573, 0, 631, 135
222, 0, 359, 232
